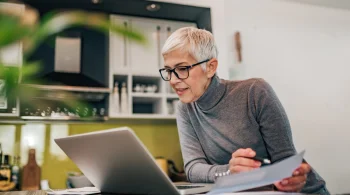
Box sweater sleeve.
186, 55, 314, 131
176, 103, 229, 183
249, 79, 297, 162
249, 79, 328, 194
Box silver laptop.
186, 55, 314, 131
54, 127, 212, 195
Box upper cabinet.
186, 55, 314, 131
110, 15, 196, 77
0, 2, 24, 68
129, 18, 161, 76
109, 15, 131, 75
0, 2, 25, 117
109, 15, 196, 118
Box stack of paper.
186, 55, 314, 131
219, 192, 306, 195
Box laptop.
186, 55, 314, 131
54, 127, 212, 195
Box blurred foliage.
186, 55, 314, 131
0, 2, 146, 117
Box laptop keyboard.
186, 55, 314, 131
176, 185, 204, 190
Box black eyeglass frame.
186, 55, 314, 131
159, 59, 210, 81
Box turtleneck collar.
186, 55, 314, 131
195, 75, 226, 111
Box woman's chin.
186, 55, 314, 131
179, 96, 194, 104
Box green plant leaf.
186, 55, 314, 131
0, 13, 33, 48
0, 64, 19, 101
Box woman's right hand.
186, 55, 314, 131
229, 148, 262, 174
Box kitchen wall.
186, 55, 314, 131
156, 0, 350, 193
224, 1, 350, 194
0, 122, 181, 189
2, 0, 349, 193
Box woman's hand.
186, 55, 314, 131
229, 148, 261, 174
274, 163, 311, 192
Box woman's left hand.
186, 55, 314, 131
274, 163, 311, 192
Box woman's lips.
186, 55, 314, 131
176, 88, 188, 96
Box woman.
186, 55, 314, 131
159, 27, 329, 194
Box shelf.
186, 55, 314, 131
131, 93, 162, 98
0, 116, 176, 124
132, 71, 160, 77
166, 93, 178, 99
29, 92, 108, 101
109, 114, 176, 119
112, 69, 130, 76
21, 116, 108, 121
22, 84, 111, 93
0, 113, 19, 117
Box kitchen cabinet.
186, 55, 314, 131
109, 15, 196, 119
0, 2, 24, 117
109, 15, 131, 75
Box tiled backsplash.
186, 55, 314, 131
0, 122, 182, 189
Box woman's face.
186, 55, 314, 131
163, 50, 217, 103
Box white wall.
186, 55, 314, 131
156, 0, 350, 193
224, 0, 350, 194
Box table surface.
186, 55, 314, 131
1, 190, 350, 195
1, 191, 118, 195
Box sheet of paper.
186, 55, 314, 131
47, 187, 100, 195
219, 192, 306, 195
207, 151, 305, 195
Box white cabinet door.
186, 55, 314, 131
108, 15, 197, 118
165, 21, 197, 37
0, 2, 24, 67
129, 18, 161, 76
161, 21, 197, 48
109, 15, 131, 75
160, 20, 197, 65
160, 21, 197, 94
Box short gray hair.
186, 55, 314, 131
161, 27, 218, 70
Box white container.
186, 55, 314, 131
120, 82, 128, 114
111, 82, 120, 115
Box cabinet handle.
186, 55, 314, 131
157, 25, 161, 68
124, 21, 128, 67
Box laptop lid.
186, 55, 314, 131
54, 127, 212, 195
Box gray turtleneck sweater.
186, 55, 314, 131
176, 76, 329, 194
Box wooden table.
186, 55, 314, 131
1, 191, 116, 195
1, 191, 46, 195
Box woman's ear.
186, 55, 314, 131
206, 58, 218, 78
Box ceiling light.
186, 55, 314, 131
91, 0, 102, 4
146, 4, 161, 12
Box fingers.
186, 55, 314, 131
275, 169, 308, 192
229, 148, 261, 174
293, 163, 311, 176
281, 175, 307, 185
274, 180, 306, 192
230, 156, 261, 167
232, 148, 256, 158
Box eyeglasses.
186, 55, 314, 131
159, 59, 210, 81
